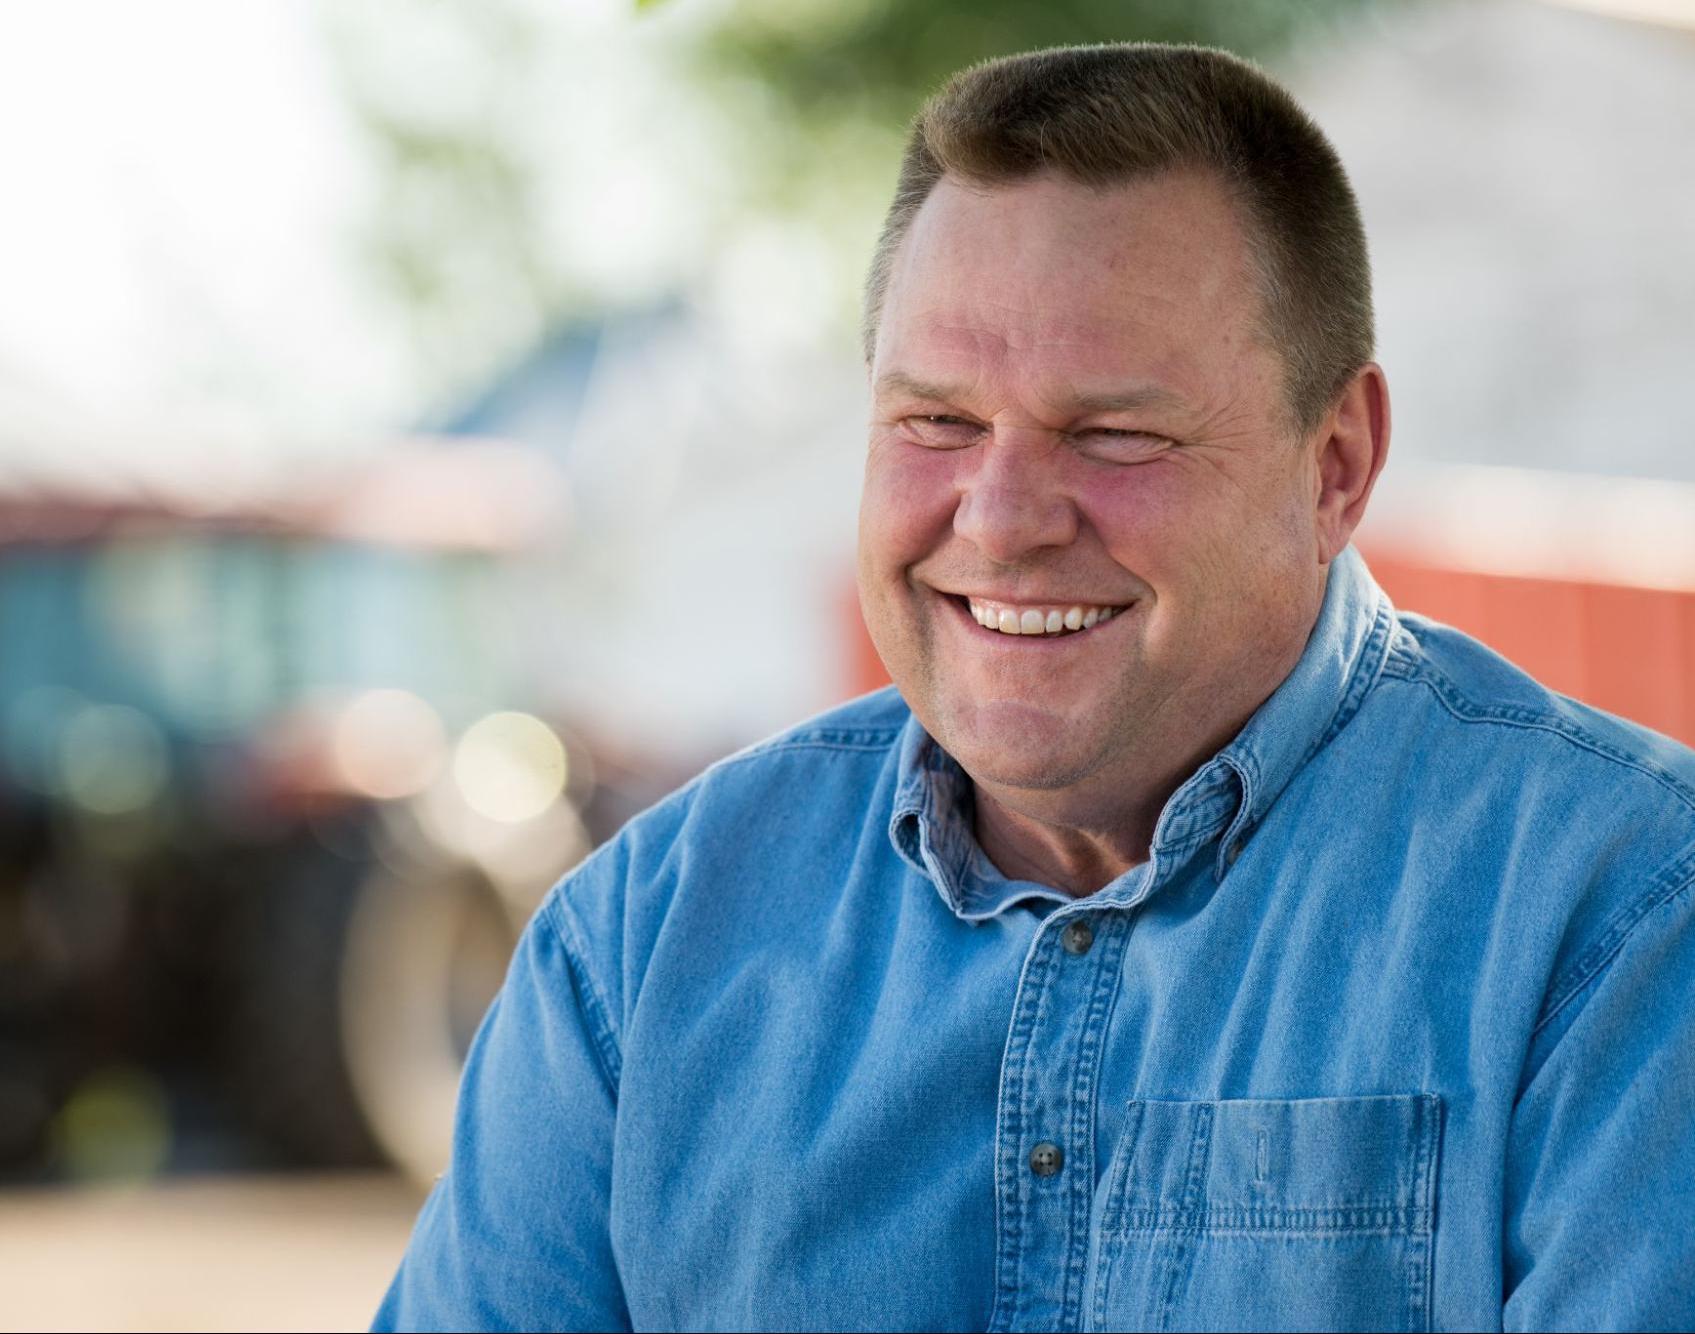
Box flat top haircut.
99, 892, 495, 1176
864, 43, 1375, 436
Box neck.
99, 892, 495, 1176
970, 713, 1233, 896
972, 790, 1151, 896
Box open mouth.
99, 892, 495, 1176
953, 594, 1129, 638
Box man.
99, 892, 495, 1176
376, 43, 1695, 1331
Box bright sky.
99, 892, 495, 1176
15, 0, 1677, 476
0, 0, 421, 447
0, 0, 828, 463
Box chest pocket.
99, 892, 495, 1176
1090, 1094, 1442, 1333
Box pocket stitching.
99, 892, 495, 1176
1403, 1092, 1442, 1333
1091, 1093, 1443, 1334
1090, 1100, 1145, 1331
1154, 1103, 1215, 1332
1114, 1202, 1431, 1236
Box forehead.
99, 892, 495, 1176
875, 170, 1265, 397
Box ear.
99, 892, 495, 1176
1312, 362, 1390, 565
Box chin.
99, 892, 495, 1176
934, 696, 1104, 793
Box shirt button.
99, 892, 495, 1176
1060, 918, 1094, 956
1029, 1142, 1064, 1177
1226, 839, 1244, 865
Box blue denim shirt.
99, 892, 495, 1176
376, 546, 1695, 1332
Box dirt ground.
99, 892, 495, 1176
0, 1173, 422, 1333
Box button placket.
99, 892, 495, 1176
988, 908, 1131, 1333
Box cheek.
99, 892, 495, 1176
1083, 467, 1299, 635
1093, 456, 1308, 563
1081, 470, 1198, 583
858, 441, 959, 574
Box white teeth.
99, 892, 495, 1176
965, 598, 1125, 637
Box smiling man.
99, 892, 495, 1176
858, 158, 1376, 894
376, 45, 1695, 1333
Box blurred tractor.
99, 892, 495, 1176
0, 439, 611, 1186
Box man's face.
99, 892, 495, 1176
858, 169, 1329, 797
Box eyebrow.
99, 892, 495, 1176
873, 371, 1185, 415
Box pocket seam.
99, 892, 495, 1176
1089, 1100, 1146, 1331
1405, 1092, 1442, 1332
1107, 1201, 1433, 1237
1090, 1092, 1443, 1334
1154, 1103, 1216, 1331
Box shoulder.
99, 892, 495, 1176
537, 687, 914, 1045
571, 685, 909, 866
1378, 609, 1695, 809
1368, 609, 1695, 1024
669, 684, 912, 830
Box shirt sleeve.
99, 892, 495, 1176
372, 891, 629, 1333
1503, 870, 1695, 1331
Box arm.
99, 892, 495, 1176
1503, 867, 1695, 1331
373, 892, 629, 1333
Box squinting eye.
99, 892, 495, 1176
1078, 428, 1171, 459
902, 415, 981, 448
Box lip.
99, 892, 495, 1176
935, 589, 1133, 646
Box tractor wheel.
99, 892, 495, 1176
337, 860, 517, 1187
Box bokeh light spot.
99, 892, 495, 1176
332, 688, 447, 800
58, 704, 170, 815
52, 1066, 172, 1182
451, 711, 565, 823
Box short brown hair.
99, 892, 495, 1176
862, 43, 1374, 435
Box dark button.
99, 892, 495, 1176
1060, 918, 1094, 956
1226, 839, 1244, 866
1029, 1141, 1064, 1177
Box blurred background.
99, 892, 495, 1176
0, 0, 1691, 1328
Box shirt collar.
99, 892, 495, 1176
889, 545, 1394, 918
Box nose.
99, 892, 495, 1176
952, 433, 1079, 564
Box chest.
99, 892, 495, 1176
608, 856, 1528, 1331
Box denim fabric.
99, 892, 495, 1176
375, 546, 1695, 1332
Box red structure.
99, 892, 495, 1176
1361, 552, 1695, 748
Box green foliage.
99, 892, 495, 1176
322, 0, 1381, 403
701, 0, 1373, 131
318, 0, 562, 408
687, 0, 1381, 294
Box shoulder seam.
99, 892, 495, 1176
707, 728, 905, 774
1379, 654, 1695, 815
541, 891, 623, 1091
1534, 842, 1695, 1036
